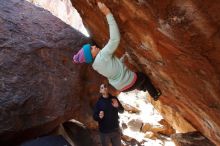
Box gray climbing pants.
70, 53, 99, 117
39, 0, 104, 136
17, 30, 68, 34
100, 129, 121, 146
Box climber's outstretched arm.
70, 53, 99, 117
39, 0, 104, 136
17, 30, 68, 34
98, 2, 120, 57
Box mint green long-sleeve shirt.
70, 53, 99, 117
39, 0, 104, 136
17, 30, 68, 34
92, 13, 136, 91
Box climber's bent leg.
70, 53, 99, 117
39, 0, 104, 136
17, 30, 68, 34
122, 72, 161, 100
140, 73, 161, 101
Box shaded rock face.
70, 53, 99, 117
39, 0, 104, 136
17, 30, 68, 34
0, 0, 107, 144
63, 121, 97, 146
171, 132, 215, 146
71, 0, 220, 145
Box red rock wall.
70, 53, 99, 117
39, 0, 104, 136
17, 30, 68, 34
71, 0, 220, 145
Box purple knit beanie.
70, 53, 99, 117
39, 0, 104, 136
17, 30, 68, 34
73, 44, 93, 64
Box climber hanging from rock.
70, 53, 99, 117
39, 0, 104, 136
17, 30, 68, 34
73, 2, 161, 101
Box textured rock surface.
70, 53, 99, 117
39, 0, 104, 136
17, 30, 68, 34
63, 121, 97, 146
72, 0, 220, 145
147, 97, 196, 133
127, 119, 143, 132
171, 132, 215, 146
0, 0, 106, 144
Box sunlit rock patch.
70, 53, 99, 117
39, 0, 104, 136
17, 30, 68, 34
118, 91, 175, 146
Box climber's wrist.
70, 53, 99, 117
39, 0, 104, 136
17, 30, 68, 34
98, 2, 111, 15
